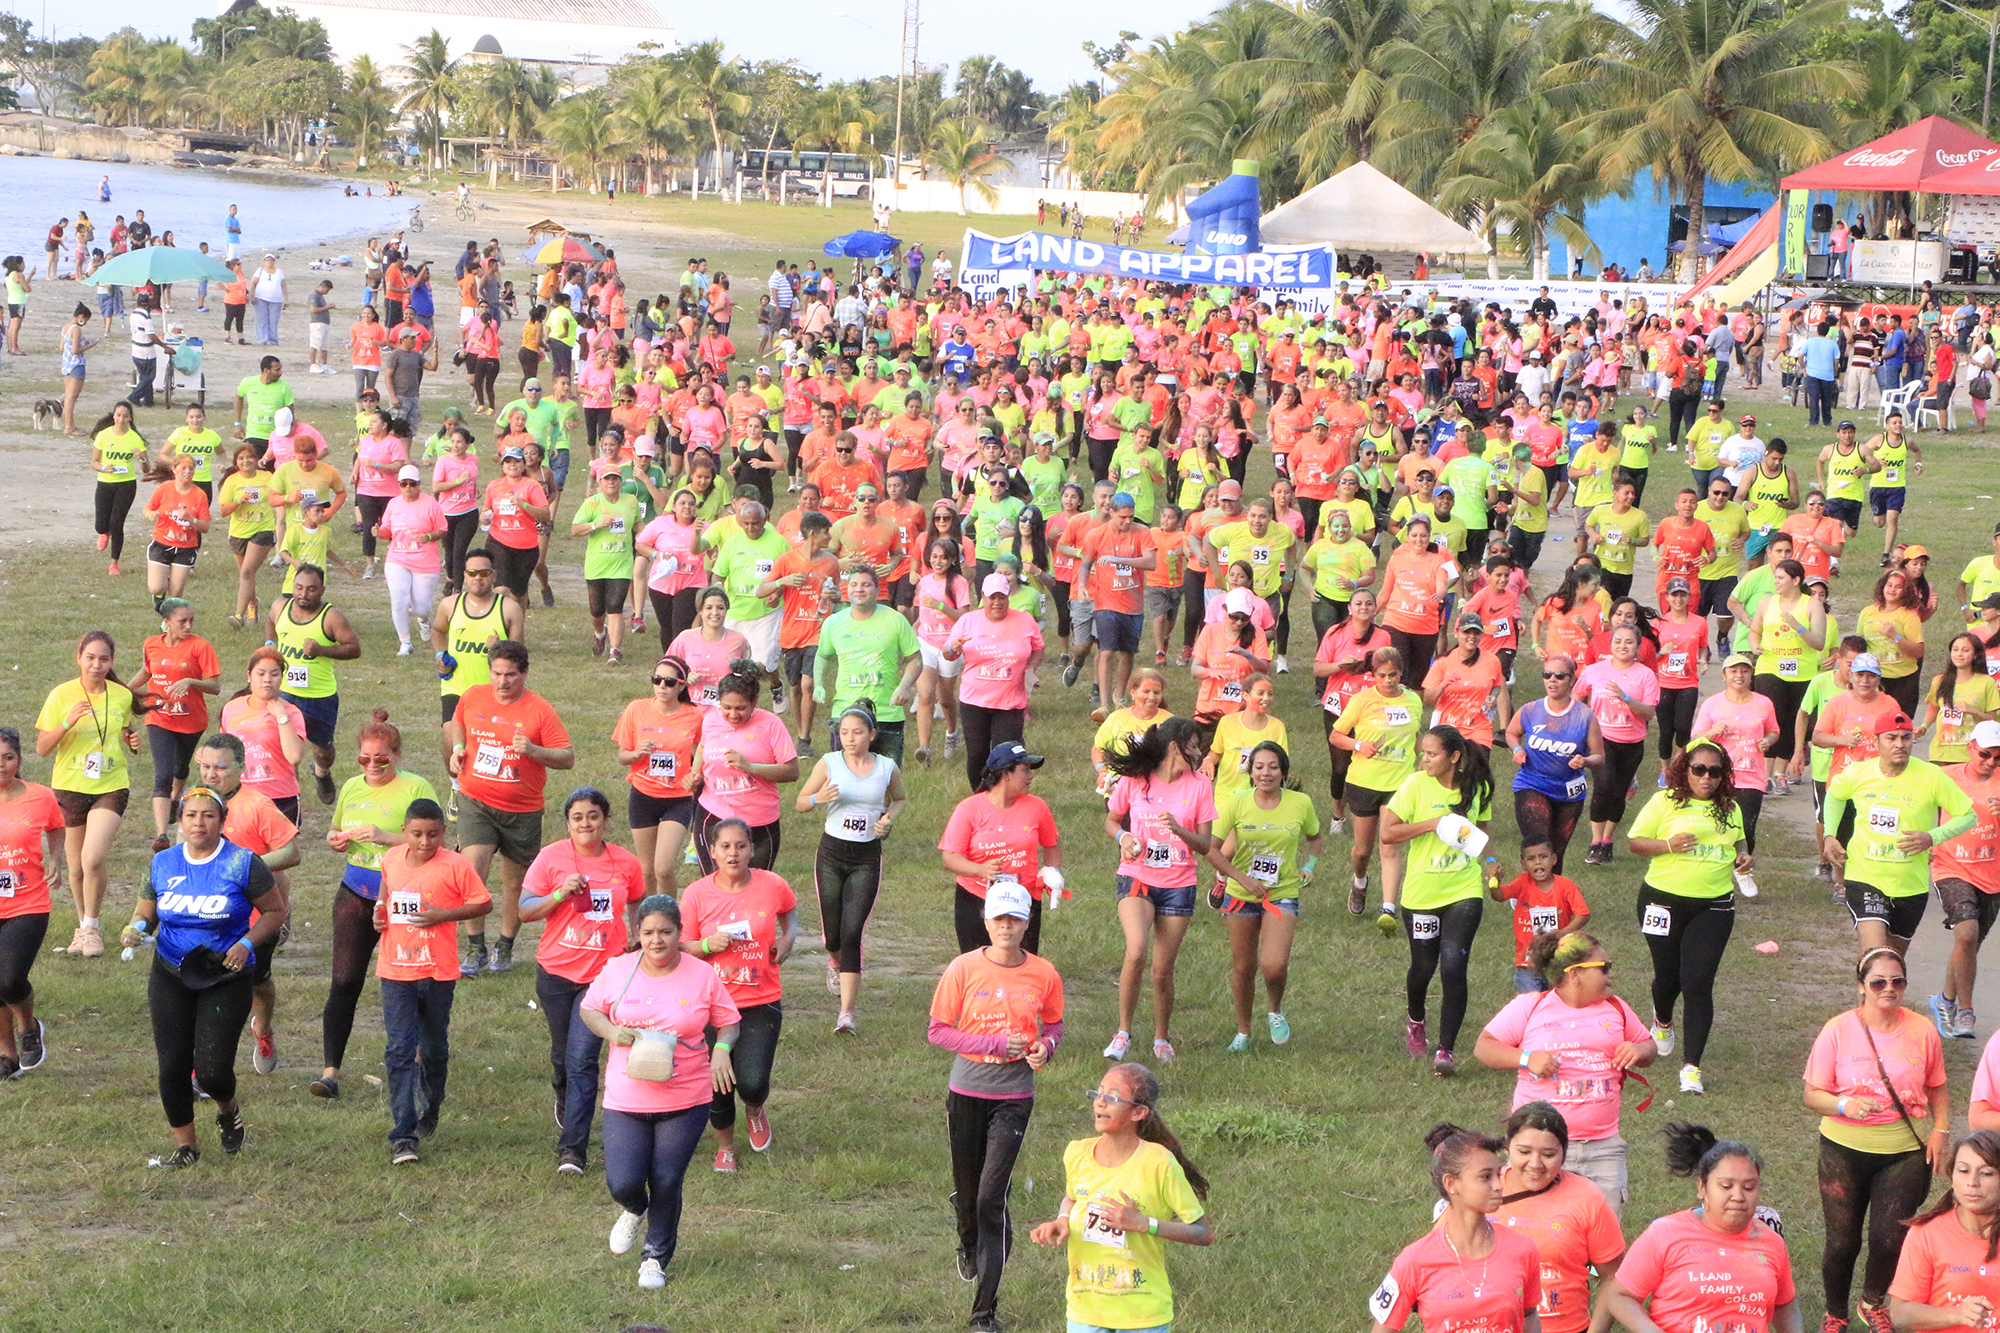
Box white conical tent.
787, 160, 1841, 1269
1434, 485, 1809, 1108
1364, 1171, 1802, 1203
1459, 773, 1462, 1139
1259, 162, 1489, 255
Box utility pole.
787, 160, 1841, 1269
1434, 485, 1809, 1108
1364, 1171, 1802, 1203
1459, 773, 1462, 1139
889, 0, 919, 209
1938, 0, 2000, 136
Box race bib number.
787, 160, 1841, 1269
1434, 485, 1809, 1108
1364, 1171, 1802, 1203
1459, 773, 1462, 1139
700, 682, 720, 705
721, 919, 755, 942
243, 487, 260, 502
1383, 705, 1412, 728
609, 516, 626, 535
389, 891, 422, 925
1868, 804, 1900, 836
1777, 657, 1798, 676
299, 487, 319, 504
989, 873, 1020, 888
1143, 839, 1174, 869
1369, 1274, 1402, 1323
284, 661, 310, 690
0, 869, 15, 898
1666, 652, 1689, 675
1219, 680, 1243, 702
1641, 903, 1672, 936
647, 749, 676, 779
1490, 618, 1510, 639
82, 751, 105, 781
840, 813, 872, 836
585, 889, 614, 922
1409, 913, 1440, 941
1082, 1203, 1129, 1251
497, 497, 518, 516
1250, 545, 1271, 565
1944, 707, 1964, 729
754, 558, 775, 579
1529, 905, 1559, 934
1883, 466, 1901, 484
1565, 775, 1587, 800
1248, 852, 1281, 886
472, 742, 507, 779
107, 462, 130, 475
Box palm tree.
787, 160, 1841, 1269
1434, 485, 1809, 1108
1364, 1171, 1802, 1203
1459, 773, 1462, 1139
926, 119, 1001, 215
397, 29, 457, 176
1554, 0, 1861, 280
465, 57, 549, 184
613, 65, 689, 196
85, 35, 150, 126
1040, 82, 1104, 187
1440, 98, 1602, 280
803, 82, 881, 205
670, 39, 750, 190
545, 90, 629, 193
1218, 0, 1414, 179
1369, 0, 1543, 194
338, 54, 396, 167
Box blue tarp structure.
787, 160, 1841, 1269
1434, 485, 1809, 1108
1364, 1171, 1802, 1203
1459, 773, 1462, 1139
824, 230, 900, 259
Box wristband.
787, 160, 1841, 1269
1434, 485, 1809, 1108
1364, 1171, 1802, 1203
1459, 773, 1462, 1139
698, 939, 712, 955
549, 886, 568, 904
1519, 1049, 1532, 1069
714, 1039, 732, 1054
1837, 1097, 1848, 1117
1148, 1217, 1160, 1236
128, 918, 149, 937
809, 793, 818, 807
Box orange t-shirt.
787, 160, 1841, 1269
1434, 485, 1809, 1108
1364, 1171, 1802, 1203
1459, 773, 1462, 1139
1820, 689, 1905, 777
612, 700, 704, 800
453, 685, 573, 814
772, 547, 840, 649
880, 500, 925, 583
0, 784, 65, 918
1651, 518, 1717, 585
140, 632, 222, 735
219, 787, 296, 856
885, 416, 935, 474
680, 869, 799, 1007
374, 845, 491, 982
810, 458, 881, 518
1268, 404, 1312, 460
928, 947, 1065, 1065
1192, 619, 1269, 719
1381, 549, 1456, 634
1081, 522, 1150, 615
148, 484, 210, 549
1422, 650, 1506, 745
1146, 528, 1188, 589
1496, 1169, 1627, 1333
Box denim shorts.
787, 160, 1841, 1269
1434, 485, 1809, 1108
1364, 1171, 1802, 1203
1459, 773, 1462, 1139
1094, 609, 1143, 654
1070, 1323, 1171, 1333
1220, 893, 1298, 918
549, 448, 570, 491
1115, 874, 1195, 917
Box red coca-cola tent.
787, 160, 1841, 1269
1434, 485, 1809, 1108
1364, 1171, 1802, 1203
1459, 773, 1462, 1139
1925, 147, 2000, 195
1780, 116, 2000, 192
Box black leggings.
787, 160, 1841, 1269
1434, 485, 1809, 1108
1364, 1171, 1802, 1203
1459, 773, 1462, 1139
815, 833, 882, 974
1668, 389, 1702, 447
1402, 897, 1483, 1052
710, 1000, 780, 1129
1591, 739, 1646, 824
1753, 674, 1812, 763
321, 883, 380, 1071
959, 703, 1025, 792
442, 510, 479, 586
149, 957, 253, 1128
1087, 436, 1117, 483
1657, 687, 1699, 760
147, 726, 204, 798
1324, 723, 1353, 802
0, 913, 48, 1005
1884, 671, 1922, 718
947, 1090, 1034, 1322
1736, 786, 1765, 854
584, 406, 612, 447
95, 480, 136, 562
1386, 628, 1437, 687
1268, 589, 1294, 657
1818, 1136, 1931, 1311
223, 303, 246, 335
1050, 579, 1074, 642
1515, 789, 1586, 874
491, 541, 539, 600
692, 806, 779, 874
954, 884, 1043, 956
1181, 569, 1206, 649
356, 493, 390, 560
649, 586, 701, 653
1638, 882, 1733, 1067
468, 355, 499, 410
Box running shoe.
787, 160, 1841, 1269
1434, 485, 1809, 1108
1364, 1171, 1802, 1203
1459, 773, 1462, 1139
713, 1147, 737, 1173
1268, 1012, 1292, 1045
253, 1027, 277, 1075
1433, 1048, 1457, 1077
834, 1011, 857, 1036
96, 533, 108, 551
1176, 648, 1192, 667
75, 923, 103, 958
913, 745, 932, 764
825, 957, 840, 995
396, 643, 413, 657
151, 834, 170, 854
1931, 993, 1958, 1039
969, 1317, 1002, 1333
1152, 1038, 1176, 1063
1679, 1064, 1704, 1094
592, 629, 607, 658
1582, 842, 1606, 866
160, 1145, 200, 1169
956, 1246, 978, 1282
15, 1019, 45, 1073
1061, 659, 1081, 688
1820, 1312, 1847, 1333
460, 944, 488, 978
363, 564, 377, 580
392, 1141, 420, 1165
1327, 816, 1345, 838
1816, 861, 1834, 882
417, 1107, 439, 1139
1658, 772, 1669, 789
315, 769, 336, 806
610, 1209, 645, 1256
1375, 904, 1398, 935
1207, 878, 1228, 911
1089, 685, 1101, 708
1102, 1031, 1131, 1060
217, 1107, 246, 1154
944, 730, 960, 759
1405, 1017, 1428, 1058
1859, 1303, 1893, 1333
637, 1257, 667, 1289
1651, 1020, 1675, 1057
490, 936, 514, 973
746, 1107, 773, 1152
557, 1148, 586, 1176
310, 1076, 339, 1099
1274, 655, 1290, 675
1154, 650, 1167, 666
1347, 876, 1368, 915
1226, 1033, 1250, 1053
542, 586, 555, 608
1091, 707, 1107, 724
1958, 1009, 1981, 1039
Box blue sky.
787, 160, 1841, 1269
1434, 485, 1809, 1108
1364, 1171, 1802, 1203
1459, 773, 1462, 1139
4, 0, 1218, 90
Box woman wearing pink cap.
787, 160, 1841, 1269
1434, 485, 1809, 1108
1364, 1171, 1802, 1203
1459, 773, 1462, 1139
943, 573, 1046, 791
375, 465, 447, 656
351, 410, 408, 582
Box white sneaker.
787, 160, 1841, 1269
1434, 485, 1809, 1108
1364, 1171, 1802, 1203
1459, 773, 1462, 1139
1274, 655, 1290, 674
610, 1209, 644, 1255
637, 1257, 666, 1289
1679, 1063, 1704, 1094
1102, 1030, 1131, 1059
1651, 1021, 1675, 1058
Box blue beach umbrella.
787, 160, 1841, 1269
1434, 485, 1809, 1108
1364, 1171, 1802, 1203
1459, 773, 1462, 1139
823, 230, 900, 259
88, 247, 236, 286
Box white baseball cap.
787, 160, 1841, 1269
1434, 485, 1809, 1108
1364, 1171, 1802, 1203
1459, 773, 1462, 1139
983, 882, 1034, 920
1974, 720, 2000, 751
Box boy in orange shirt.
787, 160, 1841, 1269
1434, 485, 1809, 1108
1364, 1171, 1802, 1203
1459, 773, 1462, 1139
764, 511, 840, 741
1492, 840, 1589, 993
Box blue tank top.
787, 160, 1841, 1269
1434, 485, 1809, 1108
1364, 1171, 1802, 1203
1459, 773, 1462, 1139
147, 840, 265, 968
1513, 699, 1593, 802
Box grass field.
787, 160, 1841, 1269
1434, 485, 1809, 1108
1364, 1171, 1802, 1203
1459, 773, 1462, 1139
0, 192, 1991, 1331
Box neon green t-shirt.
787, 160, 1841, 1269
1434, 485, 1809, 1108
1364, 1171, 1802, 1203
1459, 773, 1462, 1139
1214, 786, 1321, 904
1587, 505, 1652, 576
1826, 757, 1975, 898
1061, 1137, 1205, 1330
1387, 770, 1492, 911
572, 493, 642, 581
1629, 790, 1744, 899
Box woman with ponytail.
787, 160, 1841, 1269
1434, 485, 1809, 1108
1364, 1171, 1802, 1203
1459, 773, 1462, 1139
1889, 1131, 2000, 1333
1490, 1102, 1627, 1330
36, 630, 146, 958
1031, 1061, 1213, 1333
1380, 725, 1493, 1076
1368, 1123, 1543, 1333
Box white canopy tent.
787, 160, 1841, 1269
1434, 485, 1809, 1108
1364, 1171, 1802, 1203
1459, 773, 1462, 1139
1259, 162, 1489, 255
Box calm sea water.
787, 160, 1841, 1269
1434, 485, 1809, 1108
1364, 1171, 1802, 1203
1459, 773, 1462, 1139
0, 156, 414, 262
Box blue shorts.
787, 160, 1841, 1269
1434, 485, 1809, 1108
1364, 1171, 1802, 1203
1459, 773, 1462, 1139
1094, 609, 1143, 654
1115, 874, 1195, 917
1869, 486, 1905, 516
1220, 893, 1299, 918
549, 448, 571, 491
1825, 498, 1863, 528
282, 690, 340, 749
1744, 529, 1775, 560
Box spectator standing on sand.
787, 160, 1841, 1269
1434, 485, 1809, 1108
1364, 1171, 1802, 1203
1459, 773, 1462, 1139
250, 255, 287, 347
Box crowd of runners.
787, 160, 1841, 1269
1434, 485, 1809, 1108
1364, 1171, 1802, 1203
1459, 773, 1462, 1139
21, 234, 2000, 1333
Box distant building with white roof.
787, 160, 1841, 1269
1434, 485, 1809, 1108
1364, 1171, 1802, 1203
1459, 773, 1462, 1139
241, 0, 676, 77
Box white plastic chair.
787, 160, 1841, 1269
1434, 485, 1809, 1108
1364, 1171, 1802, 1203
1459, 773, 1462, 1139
1878, 380, 1922, 426
1916, 380, 1957, 432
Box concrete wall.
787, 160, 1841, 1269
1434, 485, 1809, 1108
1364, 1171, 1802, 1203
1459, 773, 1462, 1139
888, 179, 1176, 222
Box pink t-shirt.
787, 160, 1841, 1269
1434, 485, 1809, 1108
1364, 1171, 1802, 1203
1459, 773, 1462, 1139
1692, 692, 1780, 791
1805, 1007, 1945, 1134
939, 792, 1059, 897
1372, 1220, 1543, 1333
577, 360, 616, 410
1481, 991, 1652, 1142
381, 493, 447, 573
220, 695, 308, 801
916, 572, 972, 647
636, 516, 708, 594
1106, 771, 1217, 888
697, 706, 798, 825
1654, 616, 1709, 690
265, 421, 323, 469
683, 405, 728, 450
1617, 1209, 1795, 1333
580, 951, 742, 1114
432, 453, 479, 516
946, 610, 1044, 711
666, 628, 750, 706
355, 433, 408, 498
1574, 659, 1660, 744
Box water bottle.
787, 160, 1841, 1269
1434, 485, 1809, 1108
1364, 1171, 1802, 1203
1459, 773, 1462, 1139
1483, 857, 1501, 892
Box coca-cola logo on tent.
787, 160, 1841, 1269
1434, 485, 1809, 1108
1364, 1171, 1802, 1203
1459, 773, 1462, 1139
1843, 148, 1916, 167
1937, 147, 2000, 168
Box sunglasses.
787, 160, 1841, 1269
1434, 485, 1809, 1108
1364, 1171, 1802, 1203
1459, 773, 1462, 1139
1542, 671, 1571, 680
1688, 763, 1727, 778
652, 676, 683, 688
1866, 976, 1908, 991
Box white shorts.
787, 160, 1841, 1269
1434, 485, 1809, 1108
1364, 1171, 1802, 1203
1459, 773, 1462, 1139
726, 614, 781, 672
459, 306, 481, 335
308, 323, 330, 351
919, 640, 965, 679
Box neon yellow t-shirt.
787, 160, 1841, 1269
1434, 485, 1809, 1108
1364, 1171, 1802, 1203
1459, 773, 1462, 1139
1061, 1137, 1205, 1330
1587, 505, 1651, 576
1827, 758, 1974, 898
1387, 770, 1492, 911
1210, 711, 1289, 802
1697, 500, 1751, 580
1629, 790, 1744, 899
35, 679, 136, 794
1213, 787, 1321, 903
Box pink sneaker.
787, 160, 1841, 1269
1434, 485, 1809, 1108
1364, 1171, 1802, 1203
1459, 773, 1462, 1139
1405, 1017, 1427, 1058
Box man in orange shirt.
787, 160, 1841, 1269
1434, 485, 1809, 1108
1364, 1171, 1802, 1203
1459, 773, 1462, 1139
760, 511, 839, 741
373, 798, 489, 1163
795, 402, 842, 488
831, 484, 904, 586
810, 432, 883, 521
776, 482, 825, 542
1266, 329, 1303, 403
1078, 493, 1157, 719
1650, 487, 1718, 602
197, 733, 302, 1078
445, 640, 575, 975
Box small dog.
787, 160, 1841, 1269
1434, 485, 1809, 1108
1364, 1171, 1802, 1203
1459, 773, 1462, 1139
30, 399, 62, 430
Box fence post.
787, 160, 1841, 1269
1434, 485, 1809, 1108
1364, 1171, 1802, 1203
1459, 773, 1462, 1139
779, 174, 787, 207
735, 170, 743, 204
